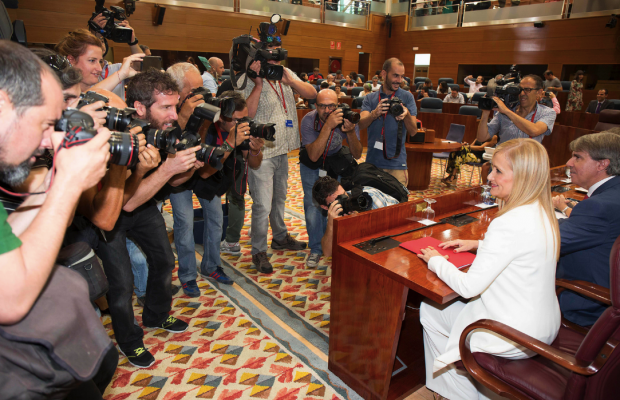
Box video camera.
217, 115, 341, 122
332, 191, 372, 215
89, 0, 133, 44
56, 109, 140, 168
230, 14, 290, 90
478, 65, 522, 111
77, 91, 136, 132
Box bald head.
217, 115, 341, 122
209, 57, 225, 78
316, 89, 338, 122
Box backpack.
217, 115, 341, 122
341, 162, 409, 203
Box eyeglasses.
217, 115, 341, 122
43, 54, 70, 72
317, 103, 338, 111
519, 87, 538, 94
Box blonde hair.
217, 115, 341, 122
492, 139, 560, 259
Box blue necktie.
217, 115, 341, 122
596, 103, 602, 113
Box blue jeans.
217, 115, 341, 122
247, 154, 289, 255
197, 195, 223, 275
127, 238, 148, 297
169, 190, 198, 284
300, 163, 327, 255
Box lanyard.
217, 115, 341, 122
267, 80, 288, 115
517, 105, 538, 122
103, 64, 109, 79
314, 113, 336, 168
214, 122, 225, 146
380, 91, 397, 137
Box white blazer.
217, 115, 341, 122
428, 201, 561, 372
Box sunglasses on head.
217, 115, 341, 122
43, 54, 70, 72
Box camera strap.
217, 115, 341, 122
314, 113, 337, 170
379, 92, 402, 160
267, 80, 288, 115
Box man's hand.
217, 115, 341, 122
177, 94, 204, 129
466, 75, 473, 80
492, 96, 510, 114
548, 92, 556, 99
135, 133, 146, 155
231, 121, 250, 147
92, 13, 107, 29
135, 145, 161, 176
325, 109, 344, 131
248, 61, 263, 85
161, 145, 201, 175
52, 128, 111, 192
248, 136, 264, 152
118, 53, 145, 80
395, 105, 409, 121
341, 119, 355, 133
281, 67, 294, 86
79, 101, 107, 130
372, 98, 390, 119
327, 200, 343, 223
552, 194, 570, 211
117, 20, 136, 43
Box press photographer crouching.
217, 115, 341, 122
299, 89, 362, 268
0, 41, 116, 399
192, 91, 265, 279
96, 69, 204, 369
312, 176, 400, 257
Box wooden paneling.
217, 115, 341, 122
543, 125, 595, 168
555, 111, 600, 131
13, 0, 387, 75
388, 15, 620, 87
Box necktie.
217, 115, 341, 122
583, 194, 589, 200
596, 103, 601, 113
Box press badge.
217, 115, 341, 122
285, 119, 293, 128
318, 169, 327, 177
374, 141, 383, 150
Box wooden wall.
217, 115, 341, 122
387, 15, 620, 86
7, 0, 387, 76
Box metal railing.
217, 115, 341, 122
408, 0, 460, 30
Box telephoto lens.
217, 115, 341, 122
105, 107, 136, 132
108, 131, 140, 168
145, 126, 180, 154
238, 117, 276, 142
196, 144, 225, 170
335, 192, 372, 215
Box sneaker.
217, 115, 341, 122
202, 267, 234, 285
136, 296, 146, 307
271, 234, 307, 251
119, 345, 155, 368
171, 284, 180, 296
181, 280, 201, 297
252, 252, 273, 274
145, 315, 188, 333
220, 240, 241, 253
306, 253, 321, 269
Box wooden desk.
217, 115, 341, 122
406, 139, 462, 191
416, 113, 479, 143
554, 111, 600, 131
330, 188, 494, 400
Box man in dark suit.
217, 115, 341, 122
552, 132, 620, 326
585, 89, 614, 113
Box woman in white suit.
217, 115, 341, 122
417, 138, 561, 400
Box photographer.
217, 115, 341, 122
55, 29, 144, 98
539, 90, 561, 114
95, 69, 200, 369
202, 57, 225, 95
477, 75, 557, 145
0, 41, 116, 399
312, 176, 398, 257
193, 91, 264, 276
299, 89, 361, 268
238, 42, 316, 273
359, 58, 417, 186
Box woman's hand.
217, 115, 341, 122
118, 53, 145, 80
417, 246, 449, 263
438, 239, 478, 253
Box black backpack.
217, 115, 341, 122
341, 162, 409, 203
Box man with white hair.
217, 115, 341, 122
202, 57, 225, 95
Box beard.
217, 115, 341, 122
0, 158, 34, 187
145, 108, 172, 130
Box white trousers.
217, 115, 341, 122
420, 299, 502, 400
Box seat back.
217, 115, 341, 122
445, 123, 466, 142
414, 77, 426, 84
459, 105, 482, 118
471, 92, 486, 104
358, 74, 365, 82
404, 77, 411, 84
438, 77, 454, 85
448, 83, 460, 92
350, 87, 364, 97
608, 99, 620, 110
306, 98, 316, 110
316, 79, 325, 86
428, 90, 437, 98
340, 79, 346, 86
594, 110, 620, 131
420, 97, 443, 113
329, 86, 337, 92
561, 81, 571, 91
352, 96, 364, 109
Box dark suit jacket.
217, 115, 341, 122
557, 176, 620, 326
585, 99, 614, 113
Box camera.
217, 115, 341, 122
388, 97, 404, 116
544, 91, 551, 97
189, 87, 236, 119
333, 192, 372, 215
89, 0, 133, 44
56, 109, 139, 168
77, 91, 136, 132
237, 116, 276, 143
478, 83, 521, 111
230, 14, 290, 89
128, 119, 179, 155
176, 108, 226, 170
337, 104, 360, 126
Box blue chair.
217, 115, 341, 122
459, 105, 482, 118
341, 86, 348, 95
448, 83, 460, 92
433, 123, 466, 177
428, 90, 437, 98
608, 99, 620, 110
306, 98, 316, 110
352, 96, 364, 109
350, 87, 364, 97
358, 74, 365, 82
404, 77, 411, 85
316, 79, 325, 86
438, 78, 454, 85
471, 92, 486, 104
414, 77, 426, 85
329, 86, 337, 92
561, 81, 571, 92
419, 97, 443, 113
365, 81, 373, 86
223, 69, 230, 76
340, 79, 346, 86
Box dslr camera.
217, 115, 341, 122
77, 91, 136, 132
337, 104, 360, 127
128, 119, 179, 155
89, 0, 133, 44
230, 14, 290, 89
332, 191, 372, 215
387, 97, 404, 116
235, 117, 276, 150
189, 87, 236, 119
176, 107, 226, 170
56, 109, 139, 168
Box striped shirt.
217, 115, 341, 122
349, 186, 400, 210
487, 103, 557, 145
237, 68, 301, 159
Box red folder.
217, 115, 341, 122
399, 237, 476, 270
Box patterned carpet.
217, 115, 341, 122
103, 153, 482, 400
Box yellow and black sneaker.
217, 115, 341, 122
119, 346, 155, 368
145, 315, 188, 333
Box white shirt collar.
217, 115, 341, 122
588, 176, 614, 197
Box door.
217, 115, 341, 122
358, 52, 370, 81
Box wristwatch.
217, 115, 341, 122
561, 206, 569, 214
221, 140, 234, 153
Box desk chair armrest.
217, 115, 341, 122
556, 279, 611, 306
459, 319, 606, 400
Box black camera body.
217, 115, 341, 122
175, 108, 226, 170
189, 87, 235, 119
235, 117, 276, 151
56, 109, 139, 168
337, 104, 360, 127
90, 0, 133, 44
128, 119, 179, 155
77, 91, 136, 132
478, 83, 522, 111
388, 97, 404, 116
334, 191, 372, 215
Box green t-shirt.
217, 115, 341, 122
0, 203, 21, 255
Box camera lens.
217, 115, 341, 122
207, 96, 236, 119
108, 132, 139, 168
196, 144, 225, 170
390, 103, 404, 116
105, 107, 136, 132
250, 122, 276, 142
264, 64, 284, 81
145, 126, 179, 154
